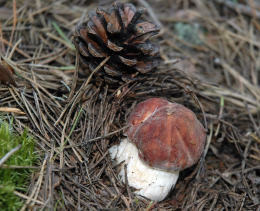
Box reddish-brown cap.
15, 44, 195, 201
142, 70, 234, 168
125, 98, 206, 171
126, 98, 170, 140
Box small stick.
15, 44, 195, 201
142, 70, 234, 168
0, 144, 21, 166
0, 107, 25, 114
8, 38, 22, 59
0, 164, 39, 169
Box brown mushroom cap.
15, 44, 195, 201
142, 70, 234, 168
126, 98, 170, 140
126, 98, 206, 171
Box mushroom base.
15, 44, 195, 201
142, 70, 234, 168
109, 138, 179, 202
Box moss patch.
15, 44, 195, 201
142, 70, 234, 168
174, 22, 203, 45
0, 121, 37, 211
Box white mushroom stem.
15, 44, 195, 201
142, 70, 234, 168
109, 138, 179, 202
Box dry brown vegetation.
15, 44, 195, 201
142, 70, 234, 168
0, 0, 260, 210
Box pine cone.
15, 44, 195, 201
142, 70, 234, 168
74, 2, 160, 87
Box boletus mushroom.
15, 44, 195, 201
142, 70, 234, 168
109, 98, 206, 201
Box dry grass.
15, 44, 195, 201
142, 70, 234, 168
0, 0, 260, 210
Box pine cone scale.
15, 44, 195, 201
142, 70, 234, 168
135, 22, 159, 36
78, 42, 90, 57
104, 65, 122, 77
136, 42, 159, 56
107, 40, 123, 52
97, 8, 122, 34
88, 15, 108, 43
119, 56, 137, 66
117, 3, 136, 29
88, 42, 107, 58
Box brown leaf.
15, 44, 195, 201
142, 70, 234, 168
0, 62, 16, 86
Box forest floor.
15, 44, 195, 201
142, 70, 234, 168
0, 0, 260, 210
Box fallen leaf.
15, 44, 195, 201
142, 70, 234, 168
0, 62, 16, 86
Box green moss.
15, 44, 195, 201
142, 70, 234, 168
0, 121, 37, 211
174, 22, 203, 45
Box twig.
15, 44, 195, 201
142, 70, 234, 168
7, 38, 22, 59
0, 107, 25, 115
0, 164, 39, 169
0, 145, 21, 166
83, 56, 110, 89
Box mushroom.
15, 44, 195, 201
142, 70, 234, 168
109, 98, 206, 201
